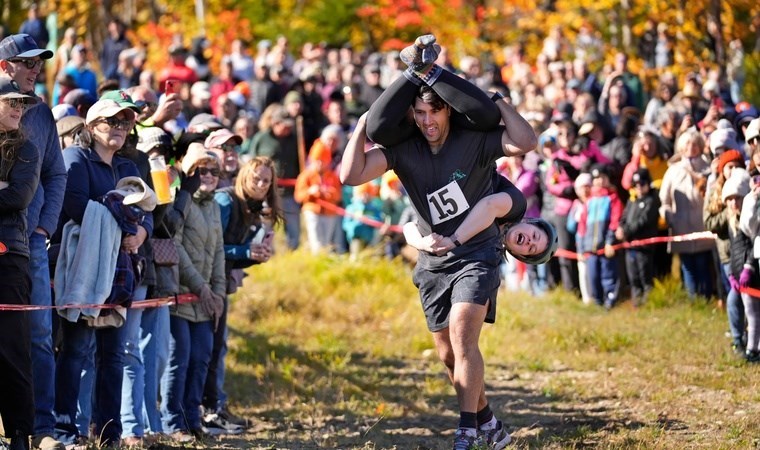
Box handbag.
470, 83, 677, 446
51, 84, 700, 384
151, 221, 179, 267
151, 237, 179, 266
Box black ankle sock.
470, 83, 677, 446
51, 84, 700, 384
477, 404, 494, 427
459, 411, 478, 430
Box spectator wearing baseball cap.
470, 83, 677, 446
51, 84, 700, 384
136, 126, 173, 157
617, 167, 660, 307
51, 94, 151, 448
0, 34, 67, 450
205, 129, 243, 187
0, 33, 52, 95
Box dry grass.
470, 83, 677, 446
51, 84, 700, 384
17, 248, 759, 449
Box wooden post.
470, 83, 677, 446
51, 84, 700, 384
296, 115, 306, 173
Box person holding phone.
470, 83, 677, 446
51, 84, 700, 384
201, 157, 284, 433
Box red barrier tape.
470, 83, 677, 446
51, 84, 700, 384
315, 199, 405, 234
555, 231, 717, 260
0, 293, 198, 311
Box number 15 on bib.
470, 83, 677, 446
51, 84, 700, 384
427, 180, 470, 225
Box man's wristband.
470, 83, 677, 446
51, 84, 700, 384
491, 91, 505, 102
452, 233, 462, 247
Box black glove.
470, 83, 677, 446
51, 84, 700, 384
180, 170, 201, 194
561, 186, 577, 199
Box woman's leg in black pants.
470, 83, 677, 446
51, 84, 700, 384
0, 254, 34, 442
366, 67, 501, 147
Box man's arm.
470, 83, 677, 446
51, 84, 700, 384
36, 116, 67, 236
339, 113, 389, 186
496, 99, 537, 156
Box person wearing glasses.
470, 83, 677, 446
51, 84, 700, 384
0, 33, 69, 450
205, 128, 243, 188
201, 157, 284, 434
126, 85, 183, 133
50, 98, 153, 448
0, 77, 42, 450
162, 144, 226, 441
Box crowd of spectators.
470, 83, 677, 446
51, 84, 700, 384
1, 6, 760, 450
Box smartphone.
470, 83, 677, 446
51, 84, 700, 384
164, 79, 179, 95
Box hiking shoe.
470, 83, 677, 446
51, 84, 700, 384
169, 431, 195, 444
452, 428, 483, 450
399, 34, 439, 72
218, 406, 250, 428
31, 435, 65, 450
732, 340, 745, 357
202, 412, 244, 436
480, 420, 512, 449
745, 350, 760, 363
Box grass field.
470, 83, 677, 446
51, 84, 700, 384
197, 248, 760, 449
26, 248, 758, 449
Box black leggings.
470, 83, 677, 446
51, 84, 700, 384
366, 68, 501, 147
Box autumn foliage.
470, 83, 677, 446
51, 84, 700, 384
14, 0, 760, 103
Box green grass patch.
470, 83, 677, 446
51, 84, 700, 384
218, 248, 760, 449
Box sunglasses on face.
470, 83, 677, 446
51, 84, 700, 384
220, 143, 238, 152
99, 117, 134, 130
2, 98, 26, 109
198, 167, 220, 177
134, 100, 157, 110
9, 59, 44, 70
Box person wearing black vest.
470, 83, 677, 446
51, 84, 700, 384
202, 156, 284, 433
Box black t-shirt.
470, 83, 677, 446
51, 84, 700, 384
381, 126, 505, 268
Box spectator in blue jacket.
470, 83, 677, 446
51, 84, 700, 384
582, 164, 623, 309
0, 33, 68, 450
51, 98, 152, 448
343, 182, 383, 260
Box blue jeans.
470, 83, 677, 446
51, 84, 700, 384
680, 251, 713, 298
161, 316, 213, 433
140, 306, 170, 433
28, 232, 57, 435
55, 320, 127, 446
75, 347, 94, 437
120, 285, 148, 438
722, 264, 746, 344
203, 299, 228, 412
586, 254, 619, 306
281, 194, 301, 250
145, 306, 169, 433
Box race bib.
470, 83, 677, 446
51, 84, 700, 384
427, 180, 470, 225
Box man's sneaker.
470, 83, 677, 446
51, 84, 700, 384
745, 349, 760, 363
218, 406, 250, 428
202, 411, 244, 435
480, 420, 512, 449
31, 435, 65, 450
452, 428, 483, 450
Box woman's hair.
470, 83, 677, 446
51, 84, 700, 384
676, 128, 704, 156
616, 112, 640, 139
705, 173, 727, 214
234, 156, 283, 228
0, 129, 27, 181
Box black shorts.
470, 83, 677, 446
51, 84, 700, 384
413, 246, 502, 332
